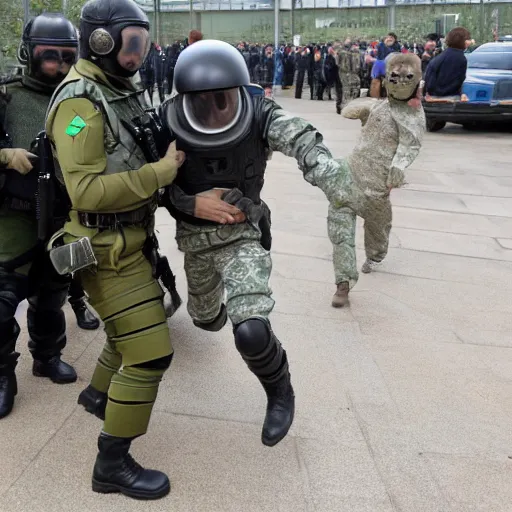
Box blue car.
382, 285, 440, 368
423, 42, 512, 131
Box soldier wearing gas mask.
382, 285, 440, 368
45, 0, 185, 500
160, 40, 348, 449
0, 13, 80, 420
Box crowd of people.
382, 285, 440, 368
140, 28, 476, 113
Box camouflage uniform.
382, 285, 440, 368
328, 95, 425, 289
165, 89, 349, 447
173, 100, 346, 323
176, 222, 273, 326
336, 47, 361, 106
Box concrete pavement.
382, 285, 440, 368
1, 96, 511, 512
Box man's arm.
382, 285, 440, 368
341, 97, 379, 126
263, 100, 349, 205
387, 112, 425, 188
50, 97, 180, 212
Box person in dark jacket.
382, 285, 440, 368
313, 49, 326, 100
323, 46, 338, 102
255, 45, 275, 96
282, 46, 295, 89
294, 48, 310, 99
425, 27, 471, 97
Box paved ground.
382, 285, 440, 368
1, 96, 512, 512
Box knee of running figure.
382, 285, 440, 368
234, 318, 271, 356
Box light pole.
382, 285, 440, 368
23, 0, 30, 26
273, 0, 279, 95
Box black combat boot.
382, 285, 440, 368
32, 355, 77, 384
259, 355, 295, 447
0, 352, 20, 419
92, 433, 170, 500
78, 385, 107, 420
70, 297, 100, 330
234, 318, 295, 447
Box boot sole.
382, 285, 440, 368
92, 478, 170, 500
261, 407, 295, 448
77, 322, 101, 331
32, 369, 78, 384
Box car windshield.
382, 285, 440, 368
467, 52, 512, 70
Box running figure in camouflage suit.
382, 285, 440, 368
161, 40, 350, 447
327, 53, 426, 307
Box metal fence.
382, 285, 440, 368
136, 0, 512, 10
1, 0, 510, 66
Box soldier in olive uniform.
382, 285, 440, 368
45, 0, 189, 500
0, 13, 79, 420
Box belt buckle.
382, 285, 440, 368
82, 212, 98, 228
98, 213, 118, 230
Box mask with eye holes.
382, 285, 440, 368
383, 53, 422, 101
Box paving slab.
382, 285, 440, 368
3, 96, 512, 512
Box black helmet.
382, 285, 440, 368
174, 39, 250, 94
79, 0, 150, 78
18, 13, 78, 83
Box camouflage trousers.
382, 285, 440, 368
327, 186, 392, 289
341, 75, 361, 105
175, 221, 274, 326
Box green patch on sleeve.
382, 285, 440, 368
65, 115, 87, 137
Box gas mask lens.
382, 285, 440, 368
118, 27, 150, 73
37, 48, 77, 64
32, 45, 77, 83
183, 88, 241, 134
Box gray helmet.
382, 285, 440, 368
174, 39, 250, 94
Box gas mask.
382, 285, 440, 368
383, 53, 422, 101
31, 45, 77, 86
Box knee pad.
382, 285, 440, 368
134, 353, 173, 370
234, 318, 271, 357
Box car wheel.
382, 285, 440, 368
426, 120, 446, 132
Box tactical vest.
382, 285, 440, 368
170, 95, 269, 226
1, 80, 49, 203
46, 66, 149, 184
